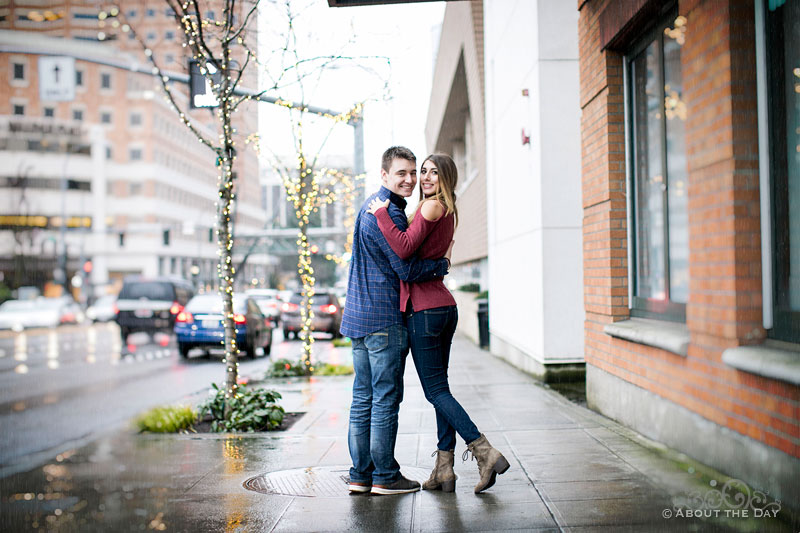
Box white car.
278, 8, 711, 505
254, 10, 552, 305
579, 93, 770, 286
0, 298, 83, 331
245, 288, 283, 324
87, 294, 117, 322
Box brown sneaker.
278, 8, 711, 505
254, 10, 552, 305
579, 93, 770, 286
371, 475, 421, 495
348, 480, 372, 493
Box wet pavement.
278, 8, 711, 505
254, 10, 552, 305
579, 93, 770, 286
0, 323, 348, 478
0, 336, 794, 532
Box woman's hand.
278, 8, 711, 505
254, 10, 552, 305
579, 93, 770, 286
367, 197, 390, 215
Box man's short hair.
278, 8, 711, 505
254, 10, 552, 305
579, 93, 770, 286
381, 146, 416, 172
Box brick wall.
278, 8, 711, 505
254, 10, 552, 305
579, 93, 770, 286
579, 0, 628, 322
579, 0, 799, 459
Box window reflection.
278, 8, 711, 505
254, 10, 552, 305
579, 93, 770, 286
629, 12, 689, 317
767, 0, 800, 342
784, 2, 800, 311
664, 19, 689, 304
633, 41, 665, 301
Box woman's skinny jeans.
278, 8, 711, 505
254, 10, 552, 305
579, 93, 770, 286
406, 305, 481, 450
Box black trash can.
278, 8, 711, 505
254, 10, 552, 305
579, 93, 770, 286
476, 299, 489, 349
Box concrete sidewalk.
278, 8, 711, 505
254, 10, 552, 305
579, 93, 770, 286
0, 336, 793, 532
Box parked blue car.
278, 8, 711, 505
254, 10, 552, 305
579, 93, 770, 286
174, 294, 273, 359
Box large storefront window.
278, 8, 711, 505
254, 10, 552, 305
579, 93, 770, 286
626, 5, 688, 322
766, 0, 800, 342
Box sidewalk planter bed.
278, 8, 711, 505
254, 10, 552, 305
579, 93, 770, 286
268, 358, 308, 377
266, 358, 353, 378
135, 385, 288, 434
192, 411, 304, 433
198, 383, 285, 432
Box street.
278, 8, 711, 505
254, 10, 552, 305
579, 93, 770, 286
0, 323, 336, 478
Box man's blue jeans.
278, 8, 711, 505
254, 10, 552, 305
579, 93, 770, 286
348, 323, 409, 486
407, 305, 481, 451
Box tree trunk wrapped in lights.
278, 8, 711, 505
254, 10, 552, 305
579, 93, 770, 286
121, 0, 261, 416
260, 122, 362, 376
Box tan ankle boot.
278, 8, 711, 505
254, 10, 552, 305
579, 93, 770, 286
422, 449, 457, 492
464, 434, 510, 493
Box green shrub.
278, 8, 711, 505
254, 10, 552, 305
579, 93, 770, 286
135, 405, 197, 433
476, 290, 488, 300
314, 363, 354, 376
267, 358, 353, 377
331, 337, 352, 347
267, 358, 308, 377
198, 383, 285, 433
457, 282, 480, 292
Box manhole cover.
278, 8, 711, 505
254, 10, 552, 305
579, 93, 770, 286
243, 465, 430, 497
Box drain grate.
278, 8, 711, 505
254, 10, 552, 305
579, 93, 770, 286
243, 466, 430, 497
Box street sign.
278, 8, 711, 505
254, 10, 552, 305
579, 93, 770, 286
189, 60, 220, 108
38, 56, 76, 102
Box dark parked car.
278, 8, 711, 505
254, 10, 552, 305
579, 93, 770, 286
174, 293, 273, 358
115, 276, 194, 341
280, 290, 343, 339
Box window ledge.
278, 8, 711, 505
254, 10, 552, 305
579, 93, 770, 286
722, 344, 800, 386
603, 318, 689, 357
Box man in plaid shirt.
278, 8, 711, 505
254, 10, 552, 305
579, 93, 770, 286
342, 146, 450, 495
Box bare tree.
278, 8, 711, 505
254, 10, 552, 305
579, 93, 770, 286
121, 0, 262, 414
251, 0, 387, 374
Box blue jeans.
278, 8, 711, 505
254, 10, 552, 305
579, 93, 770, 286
407, 306, 480, 451
348, 323, 409, 485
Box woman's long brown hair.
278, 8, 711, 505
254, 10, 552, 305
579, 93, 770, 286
409, 153, 459, 227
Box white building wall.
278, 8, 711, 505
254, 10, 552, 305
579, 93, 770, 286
485, 0, 584, 377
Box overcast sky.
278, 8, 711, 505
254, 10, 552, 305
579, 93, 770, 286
257, 0, 445, 192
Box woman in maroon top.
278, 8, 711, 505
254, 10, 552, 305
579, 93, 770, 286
367, 153, 509, 494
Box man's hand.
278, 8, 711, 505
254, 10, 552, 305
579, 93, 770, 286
367, 197, 390, 215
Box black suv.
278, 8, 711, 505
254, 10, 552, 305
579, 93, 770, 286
115, 276, 194, 340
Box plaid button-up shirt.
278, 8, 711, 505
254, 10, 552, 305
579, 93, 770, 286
340, 186, 449, 338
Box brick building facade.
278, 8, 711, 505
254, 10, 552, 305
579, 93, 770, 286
578, 0, 798, 504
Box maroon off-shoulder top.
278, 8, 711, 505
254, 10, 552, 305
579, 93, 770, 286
374, 204, 456, 312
